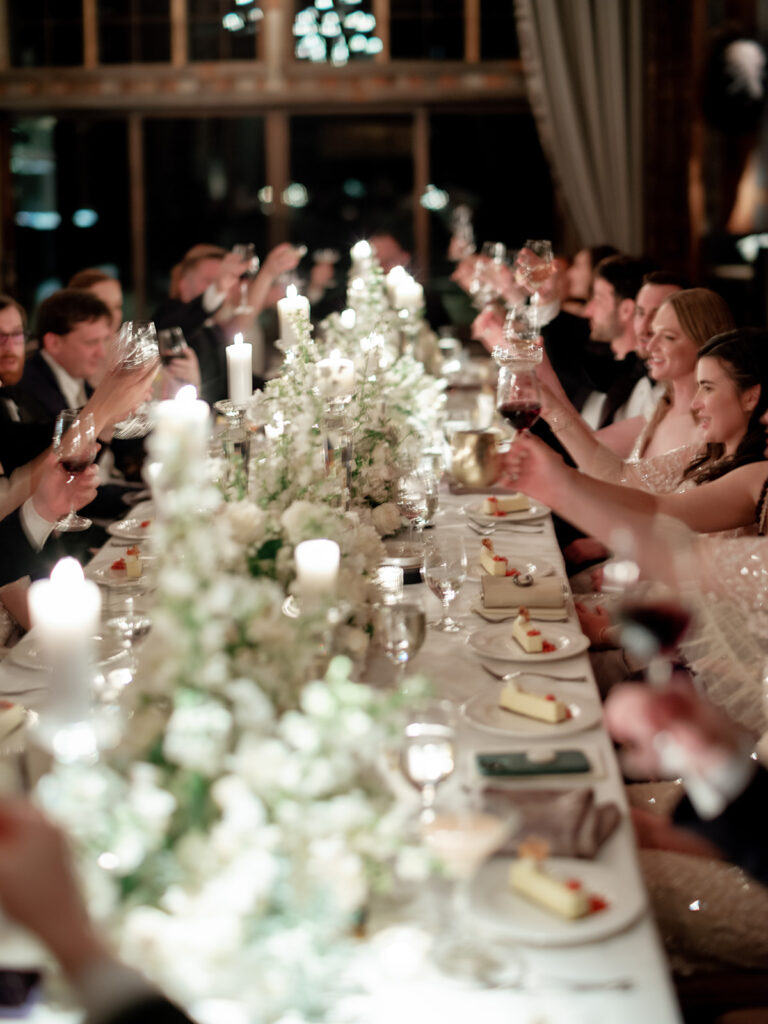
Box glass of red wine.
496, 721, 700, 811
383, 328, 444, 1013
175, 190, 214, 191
618, 598, 691, 687
52, 409, 97, 532
496, 364, 542, 442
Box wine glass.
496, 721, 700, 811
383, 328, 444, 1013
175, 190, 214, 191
52, 409, 97, 532
374, 600, 427, 686
395, 471, 429, 546
232, 243, 260, 313
514, 240, 553, 334
496, 363, 542, 442
157, 327, 188, 366
401, 698, 457, 822
422, 531, 467, 633
469, 242, 508, 311
111, 321, 159, 439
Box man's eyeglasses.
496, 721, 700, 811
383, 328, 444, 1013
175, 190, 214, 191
0, 330, 26, 344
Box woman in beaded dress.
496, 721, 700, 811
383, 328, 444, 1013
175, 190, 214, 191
502, 367, 768, 971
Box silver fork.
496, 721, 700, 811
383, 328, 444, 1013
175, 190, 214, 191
480, 662, 588, 683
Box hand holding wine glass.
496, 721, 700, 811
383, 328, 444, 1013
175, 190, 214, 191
51, 410, 98, 532
496, 363, 542, 439
110, 321, 160, 439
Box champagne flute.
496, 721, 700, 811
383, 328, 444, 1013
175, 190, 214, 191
401, 698, 457, 822
422, 531, 467, 633
52, 409, 97, 532
374, 600, 427, 686
232, 243, 260, 313
496, 363, 542, 442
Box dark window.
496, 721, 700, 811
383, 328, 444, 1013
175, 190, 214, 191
143, 117, 266, 310
188, 0, 260, 61
481, 2, 520, 60
8, 0, 83, 67
98, 0, 171, 63
390, 0, 463, 60
10, 116, 131, 315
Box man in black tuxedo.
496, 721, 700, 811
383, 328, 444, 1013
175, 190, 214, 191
16, 289, 112, 422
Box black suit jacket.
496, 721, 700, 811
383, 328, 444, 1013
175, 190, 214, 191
0, 507, 62, 585
16, 351, 74, 421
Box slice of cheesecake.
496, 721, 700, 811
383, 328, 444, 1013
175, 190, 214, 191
482, 493, 530, 516
509, 856, 590, 919
0, 700, 25, 740
125, 545, 142, 579
512, 607, 543, 653
480, 538, 508, 576
499, 680, 568, 723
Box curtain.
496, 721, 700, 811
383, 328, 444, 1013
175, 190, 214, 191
514, 0, 643, 253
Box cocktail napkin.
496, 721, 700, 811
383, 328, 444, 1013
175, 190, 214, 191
484, 786, 621, 859
482, 576, 566, 610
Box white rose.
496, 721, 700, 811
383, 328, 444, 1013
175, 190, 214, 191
371, 502, 402, 536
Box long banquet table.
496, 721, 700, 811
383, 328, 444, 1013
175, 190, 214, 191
0, 490, 683, 1024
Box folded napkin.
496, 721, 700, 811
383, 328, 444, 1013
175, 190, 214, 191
484, 786, 621, 860
482, 576, 566, 611
471, 603, 567, 622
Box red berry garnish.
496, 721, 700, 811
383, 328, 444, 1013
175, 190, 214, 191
545, 694, 556, 701
589, 896, 609, 914
542, 641, 556, 652
565, 879, 582, 891
111, 559, 126, 571
527, 629, 541, 637
140, 520, 150, 528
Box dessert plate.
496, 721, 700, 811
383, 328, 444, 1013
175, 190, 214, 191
468, 623, 590, 663
467, 554, 555, 583
464, 499, 550, 524
107, 517, 153, 541
9, 634, 128, 671
461, 680, 601, 738
471, 857, 646, 946
87, 558, 157, 590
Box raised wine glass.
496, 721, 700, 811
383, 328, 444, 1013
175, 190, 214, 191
111, 321, 159, 439
514, 239, 553, 334
157, 327, 188, 366
52, 409, 97, 532
496, 363, 542, 443
232, 243, 260, 314
374, 599, 427, 687
469, 242, 508, 311
422, 531, 467, 633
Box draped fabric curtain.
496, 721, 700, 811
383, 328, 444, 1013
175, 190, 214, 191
514, 0, 643, 253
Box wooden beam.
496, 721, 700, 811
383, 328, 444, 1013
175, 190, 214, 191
465, 0, 480, 63
170, 0, 187, 67
83, 0, 98, 68
0, 0, 9, 72
127, 114, 146, 317
413, 107, 429, 280
373, 0, 389, 62
265, 109, 289, 249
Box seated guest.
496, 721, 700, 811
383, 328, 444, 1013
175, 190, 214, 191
0, 453, 99, 586
562, 243, 619, 316
17, 289, 112, 421
0, 801, 193, 1024
154, 242, 300, 403
67, 268, 123, 333
0, 295, 43, 425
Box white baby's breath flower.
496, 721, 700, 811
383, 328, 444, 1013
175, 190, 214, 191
371, 502, 402, 536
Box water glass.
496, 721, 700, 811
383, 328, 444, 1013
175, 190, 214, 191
422, 531, 467, 632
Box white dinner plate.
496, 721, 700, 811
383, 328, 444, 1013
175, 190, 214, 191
9, 635, 128, 671
107, 517, 154, 541
461, 679, 601, 738
87, 558, 157, 590
468, 622, 590, 663
464, 498, 550, 524
467, 553, 555, 583
471, 856, 646, 946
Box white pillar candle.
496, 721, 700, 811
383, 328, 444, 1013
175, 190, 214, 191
294, 539, 340, 599
386, 265, 408, 304
350, 239, 372, 274
347, 276, 366, 309
277, 284, 310, 348
339, 308, 356, 331
316, 349, 355, 399
226, 332, 253, 407
394, 275, 424, 313
153, 385, 210, 459
28, 557, 102, 732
